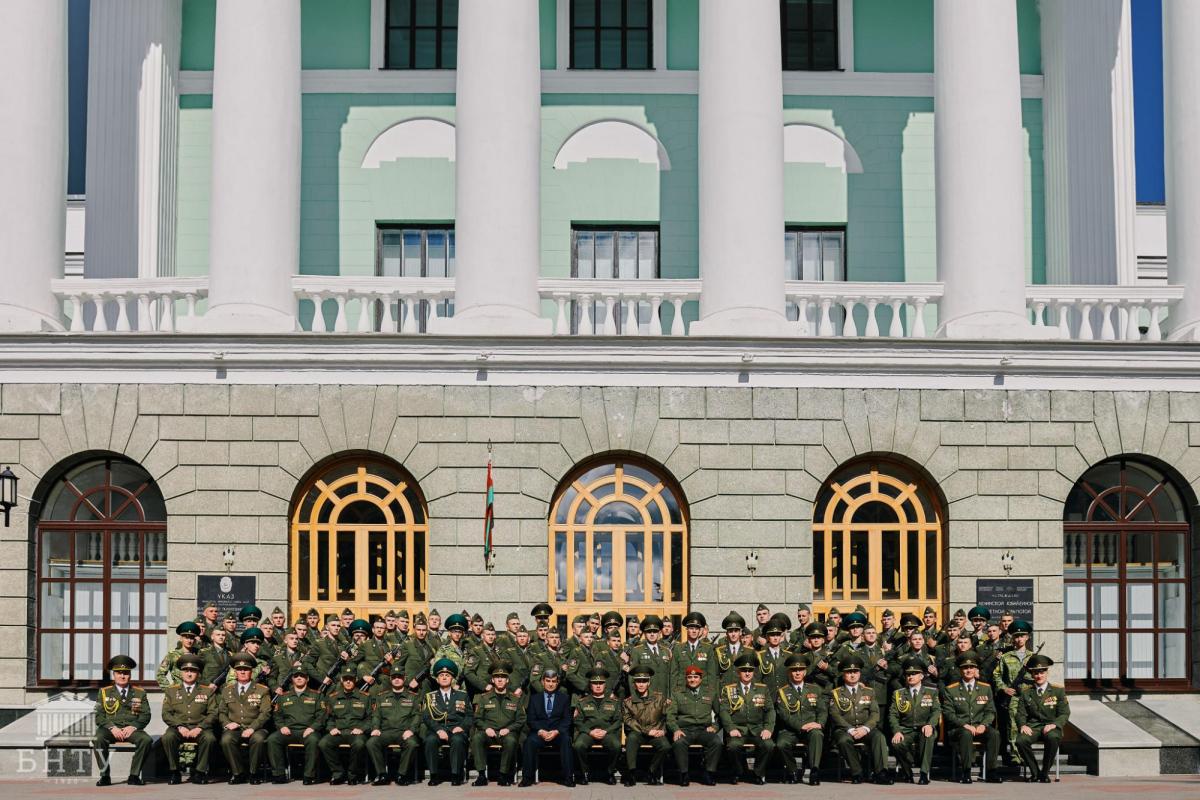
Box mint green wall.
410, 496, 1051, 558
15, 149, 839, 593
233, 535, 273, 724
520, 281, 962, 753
176, 95, 213, 277
180, 0, 215, 71
540, 0, 557, 69
667, 0, 699, 70
854, 0, 1041, 74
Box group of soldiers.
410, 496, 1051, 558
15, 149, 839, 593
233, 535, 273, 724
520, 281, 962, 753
92, 600, 1069, 788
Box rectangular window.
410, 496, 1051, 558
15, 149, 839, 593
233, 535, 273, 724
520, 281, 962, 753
570, 225, 660, 333
385, 0, 458, 69
785, 226, 846, 324
376, 225, 456, 331
781, 0, 839, 71
570, 0, 653, 70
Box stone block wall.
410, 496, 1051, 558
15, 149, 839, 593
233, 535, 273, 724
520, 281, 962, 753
1, 382, 1197, 701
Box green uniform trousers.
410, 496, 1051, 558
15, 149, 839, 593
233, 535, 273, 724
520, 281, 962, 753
1015, 727, 1062, 779
724, 733, 775, 778
670, 727, 722, 775
266, 730, 320, 779
774, 727, 823, 774
831, 728, 887, 778
160, 727, 216, 773
318, 732, 367, 779
424, 731, 468, 777
891, 729, 936, 775
91, 728, 152, 778
219, 728, 268, 777
366, 731, 422, 779
625, 730, 671, 776
949, 724, 1000, 774
572, 733, 621, 777
470, 731, 519, 775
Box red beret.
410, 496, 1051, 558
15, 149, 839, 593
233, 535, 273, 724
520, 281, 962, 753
684, 665, 704, 676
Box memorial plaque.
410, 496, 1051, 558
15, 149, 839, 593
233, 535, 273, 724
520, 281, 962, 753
976, 578, 1034, 624
196, 575, 257, 621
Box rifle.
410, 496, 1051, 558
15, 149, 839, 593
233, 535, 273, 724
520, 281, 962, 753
1008, 641, 1045, 694
359, 644, 404, 693
210, 663, 232, 690
318, 643, 359, 695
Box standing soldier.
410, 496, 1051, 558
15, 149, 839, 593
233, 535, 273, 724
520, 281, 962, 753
718, 651, 776, 785
195, 601, 220, 644
358, 618, 393, 692
304, 616, 345, 691
257, 620, 278, 662
1015, 654, 1070, 783
796, 622, 836, 688
265, 668, 324, 785
625, 615, 642, 647
994, 619, 1035, 764
426, 609, 444, 648
160, 654, 218, 785
218, 653, 271, 785
337, 608, 355, 646
529, 627, 567, 691
668, 664, 722, 786
573, 667, 624, 785
942, 651, 1002, 784
465, 623, 505, 696
497, 611, 523, 650
788, 604, 813, 648
366, 670, 424, 786
673, 612, 717, 694
968, 605, 992, 646
754, 618, 791, 696
596, 629, 629, 697
469, 661, 525, 786
157, 621, 203, 688
433, 613, 470, 682
319, 667, 371, 785
402, 612, 436, 690
303, 608, 322, 649
422, 658, 472, 786
829, 654, 891, 785
629, 614, 673, 697
220, 613, 240, 654
92, 655, 152, 787
622, 664, 672, 786
504, 625, 535, 692
773, 653, 826, 786
888, 658, 940, 785
393, 609, 412, 645
269, 628, 306, 694
200, 628, 231, 689
713, 611, 748, 685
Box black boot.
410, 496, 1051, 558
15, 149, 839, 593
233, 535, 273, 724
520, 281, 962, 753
372, 774, 390, 786
603, 771, 616, 785
576, 772, 589, 786
621, 773, 636, 787
784, 771, 798, 784
700, 771, 715, 786
127, 776, 144, 786
985, 773, 1003, 784
918, 772, 930, 785
191, 772, 208, 785
875, 770, 894, 785
95, 774, 111, 787
272, 774, 289, 784
167, 771, 182, 786
472, 773, 488, 787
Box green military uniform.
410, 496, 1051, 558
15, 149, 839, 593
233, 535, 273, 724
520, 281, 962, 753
319, 667, 372, 783
942, 652, 1001, 781
469, 663, 526, 782
888, 660, 942, 780
421, 659, 473, 783
773, 655, 827, 784
628, 616, 673, 698
671, 636, 718, 695
594, 635, 628, 698
993, 620, 1035, 762
267, 679, 326, 782
91, 656, 152, 785
269, 644, 306, 693
573, 670, 624, 782
217, 655, 272, 781
366, 683, 425, 784
503, 642, 535, 692
667, 670, 722, 784
160, 655, 218, 780
1014, 655, 1070, 783
622, 665, 672, 782
401, 630, 436, 689
718, 652, 776, 782
157, 621, 203, 688
828, 655, 889, 783
359, 635, 394, 686
528, 645, 566, 692
754, 644, 790, 695
199, 641, 231, 688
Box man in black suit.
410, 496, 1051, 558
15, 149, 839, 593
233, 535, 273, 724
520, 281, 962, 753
520, 669, 574, 787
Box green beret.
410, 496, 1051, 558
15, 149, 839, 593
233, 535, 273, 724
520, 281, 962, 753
445, 613, 468, 631
722, 611, 746, 630
433, 658, 458, 677
176, 621, 201, 636
240, 626, 264, 644
177, 654, 203, 671
238, 604, 262, 622
968, 605, 991, 621
1009, 619, 1033, 635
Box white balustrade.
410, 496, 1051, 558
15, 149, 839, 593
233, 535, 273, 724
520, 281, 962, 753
293, 276, 455, 333
52, 277, 209, 333
1026, 285, 1185, 341
537, 278, 702, 336
784, 281, 944, 338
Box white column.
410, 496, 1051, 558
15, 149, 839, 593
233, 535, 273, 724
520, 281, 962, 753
0, 0, 67, 332
433, 0, 550, 335
690, 0, 791, 337
85, 1, 181, 281
1164, 1, 1200, 339
1040, 0, 1137, 286
201, 0, 300, 333
934, 0, 1051, 339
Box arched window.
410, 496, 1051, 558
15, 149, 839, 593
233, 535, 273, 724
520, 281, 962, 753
290, 455, 428, 623
36, 456, 167, 686
548, 457, 688, 630
813, 458, 944, 625
1064, 457, 1192, 690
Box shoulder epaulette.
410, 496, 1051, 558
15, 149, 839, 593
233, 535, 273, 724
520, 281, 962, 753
978, 681, 992, 687
753, 682, 766, 688
946, 681, 960, 688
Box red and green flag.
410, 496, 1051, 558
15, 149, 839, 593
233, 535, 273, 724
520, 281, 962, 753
483, 454, 495, 569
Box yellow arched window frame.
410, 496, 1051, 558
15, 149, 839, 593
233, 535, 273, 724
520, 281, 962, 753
548, 459, 688, 626
813, 460, 944, 626
290, 455, 428, 623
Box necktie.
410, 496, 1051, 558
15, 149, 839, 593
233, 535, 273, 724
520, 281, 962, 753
911, 688, 918, 700
443, 692, 450, 705
849, 686, 856, 696
119, 689, 127, 701
186, 686, 193, 696
651, 647, 657, 656
742, 685, 748, 696
546, 694, 553, 715
1038, 687, 1045, 696
239, 685, 245, 696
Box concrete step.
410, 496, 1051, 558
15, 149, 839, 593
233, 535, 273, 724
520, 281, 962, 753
1066, 696, 1162, 776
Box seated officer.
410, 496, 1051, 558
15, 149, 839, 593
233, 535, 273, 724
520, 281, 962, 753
829, 654, 890, 785
718, 651, 775, 785
1015, 654, 1071, 783
942, 651, 1002, 784
470, 661, 525, 786
622, 664, 672, 786
160, 653, 218, 785
422, 658, 473, 786
266, 669, 324, 785
319, 666, 371, 785
573, 668, 623, 786
520, 668, 574, 787
773, 652, 826, 786
888, 657, 941, 785
218, 653, 272, 785
91, 655, 152, 787
668, 664, 722, 787
367, 669, 425, 786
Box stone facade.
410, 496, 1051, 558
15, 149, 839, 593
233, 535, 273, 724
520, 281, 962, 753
2, 381, 1198, 702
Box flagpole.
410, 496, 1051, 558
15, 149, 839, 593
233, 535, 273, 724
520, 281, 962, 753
484, 439, 495, 574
